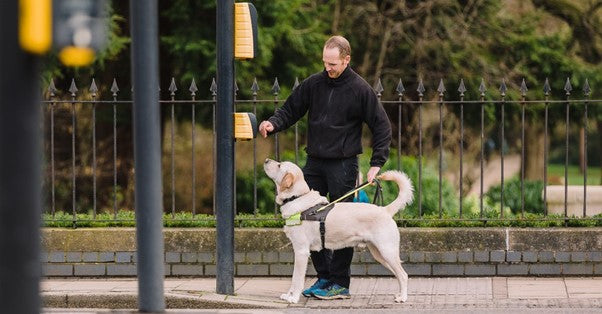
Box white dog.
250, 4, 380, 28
263, 158, 414, 304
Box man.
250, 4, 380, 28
259, 35, 392, 299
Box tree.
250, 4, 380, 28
532, 0, 602, 182
333, 0, 601, 185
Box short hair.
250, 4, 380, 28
324, 36, 351, 58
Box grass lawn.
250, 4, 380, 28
547, 164, 601, 185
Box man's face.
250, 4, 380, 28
323, 47, 350, 78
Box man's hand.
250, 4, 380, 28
366, 166, 381, 183
258, 121, 274, 138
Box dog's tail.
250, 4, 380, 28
377, 170, 414, 216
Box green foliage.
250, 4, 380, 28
42, 210, 602, 228
485, 177, 544, 215
399, 212, 602, 228
235, 169, 276, 215
160, 0, 329, 101
359, 152, 459, 218
43, 210, 136, 228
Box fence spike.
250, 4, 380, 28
251, 77, 259, 95
111, 78, 120, 96
543, 78, 551, 95
89, 78, 98, 97
396, 78, 405, 96
69, 78, 78, 97
583, 78, 591, 96
169, 77, 177, 96
373, 78, 384, 96
189, 78, 198, 96
48, 78, 58, 97
210, 77, 217, 96
271, 77, 280, 95
292, 77, 300, 90
417, 78, 425, 97
479, 78, 487, 96
520, 78, 528, 96
234, 80, 239, 95
564, 77, 572, 95
457, 79, 467, 96
437, 78, 446, 96
499, 79, 507, 97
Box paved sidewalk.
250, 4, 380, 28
42, 277, 602, 310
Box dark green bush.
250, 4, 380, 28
359, 153, 458, 218
485, 177, 544, 214
236, 169, 277, 215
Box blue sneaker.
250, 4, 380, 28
302, 278, 330, 297
312, 283, 351, 300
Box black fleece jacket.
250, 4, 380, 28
267, 67, 391, 167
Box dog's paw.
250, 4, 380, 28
394, 293, 408, 303
280, 292, 299, 303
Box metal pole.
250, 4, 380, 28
0, 1, 41, 313
216, 0, 235, 295
130, 0, 165, 311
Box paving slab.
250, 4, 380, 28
565, 278, 602, 298
507, 278, 567, 299
41, 277, 602, 310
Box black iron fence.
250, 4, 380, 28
41, 76, 601, 225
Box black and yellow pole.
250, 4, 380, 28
0, 1, 50, 313
216, 1, 258, 295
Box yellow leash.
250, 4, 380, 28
315, 179, 381, 212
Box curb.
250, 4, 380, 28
42, 292, 284, 310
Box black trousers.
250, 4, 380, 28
302, 156, 358, 288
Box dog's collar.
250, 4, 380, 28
280, 195, 301, 206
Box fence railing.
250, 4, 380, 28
41, 76, 601, 225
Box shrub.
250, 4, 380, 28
360, 153, 458, 218
485, 177, 544, 214
236, 169, 276, 215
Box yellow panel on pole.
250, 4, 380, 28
234, 3, 258, 60
233, 112, 257, 141
19, 0, 52, 54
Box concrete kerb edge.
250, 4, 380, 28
42, 292, 281, 309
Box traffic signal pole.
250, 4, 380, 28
130, 0, 165, 312
0, 1, 42, 313
216, 0, 236, 295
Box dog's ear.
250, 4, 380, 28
280, 172, 295, 191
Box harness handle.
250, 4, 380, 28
372, 178, 384, 206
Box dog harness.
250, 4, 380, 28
285, 202, 334, 249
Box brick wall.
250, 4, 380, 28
41, 228, 602, 277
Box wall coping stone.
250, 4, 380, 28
42, 227, 602, 252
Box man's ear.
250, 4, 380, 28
280, 172, 295, 191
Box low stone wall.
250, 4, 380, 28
41, 228, 602, 277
